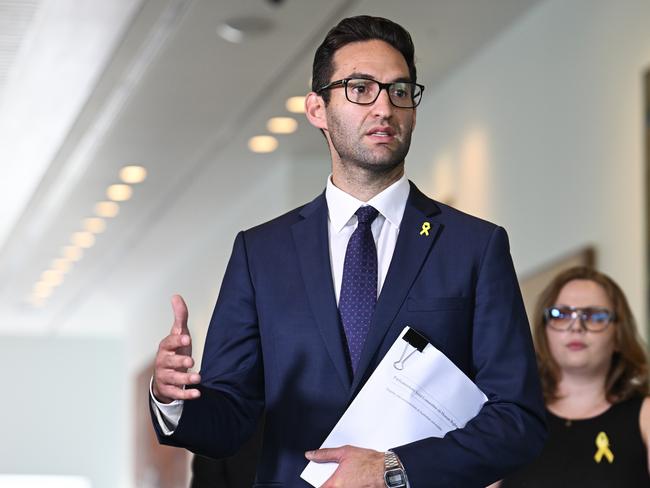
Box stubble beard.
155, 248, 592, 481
327, 114, 413, 176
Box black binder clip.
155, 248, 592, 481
393, 327, 429, 370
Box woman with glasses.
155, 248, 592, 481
498, 266, 650, 487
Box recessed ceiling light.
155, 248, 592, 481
63, 245, 83, 261
107, 184, 132, 202
41, 269, 64, 286
267, 117, 297, 134
33, 282, 53, 299
33, 282, 52, 300
248, 135, 278, 153
286, 96, 306, 113
95, 201, 119, 218
83, 217, 107, 234
72, 231, 96, 249
119, 165, 147, 184
217, 16, 273, 43
52, 258, 72, 273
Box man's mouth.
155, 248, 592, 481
366, 127, 396, 140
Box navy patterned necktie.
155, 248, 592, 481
339, 205, 379, 374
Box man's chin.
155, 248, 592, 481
356, 159, 404, 175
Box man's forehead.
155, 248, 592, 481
330, 39, 409, 79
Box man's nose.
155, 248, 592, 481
371, 88, 394, 116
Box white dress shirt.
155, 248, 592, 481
151, 174, 410, 434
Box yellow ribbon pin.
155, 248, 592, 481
593, 431, 614, 464
420, 222, 431, 236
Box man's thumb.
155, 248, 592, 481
170, 294, 189, 335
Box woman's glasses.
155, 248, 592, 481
543, 306, 616, 332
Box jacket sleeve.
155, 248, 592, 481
393, 226, 547, 487
151, 231, 265, 459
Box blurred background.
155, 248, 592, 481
1, 0, 649, 486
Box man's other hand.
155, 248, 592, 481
305, 445, 385, 487
152, 294, 201, 403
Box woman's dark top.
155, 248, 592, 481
501, 396, 649, 488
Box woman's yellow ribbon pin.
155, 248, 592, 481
420, 222, 431, 236
593, 431, 614, 463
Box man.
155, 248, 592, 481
151, 15, 546, 487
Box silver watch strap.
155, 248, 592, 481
384, 451, 402, 470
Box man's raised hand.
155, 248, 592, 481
152, 294, 201, 403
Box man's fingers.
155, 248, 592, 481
152, 366, 201, 403
154, 384, 201, 402
157, 370, 201, 387
305, 446, 346, 463
162, 353, 195, 371
170, 294, 189, 335
158, 333, 191, 353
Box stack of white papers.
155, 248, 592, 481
301, 327, 487, 487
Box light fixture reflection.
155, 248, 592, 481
106, 184, 132, 202
94, 201, 119, 218
33, 281, 52, 298
83, 217, 106, 234
248, 135, 278, 153
285, 96, 306, 113
72, 231, 95, 248
267, 117, 297, 134
119, 165, 147, 184
63, 245, 83, 261
41, 269, 64, 286
52, 258, 72, 273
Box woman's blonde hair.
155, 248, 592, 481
533, 266, 649, 403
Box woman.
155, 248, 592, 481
499, 266, 650, 487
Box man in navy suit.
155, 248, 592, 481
151, 15, 546, 487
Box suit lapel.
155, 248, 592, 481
292, 194, 352, 390
351, 182, 441, 395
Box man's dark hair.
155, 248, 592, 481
312, 15, 417, 104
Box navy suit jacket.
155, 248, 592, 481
154, 182, 547, 487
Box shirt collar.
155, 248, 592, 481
325, 173, 410, 233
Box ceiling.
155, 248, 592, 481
0, 0, 544, 337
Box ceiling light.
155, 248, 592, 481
63, 245, 83, 261
52, 258, 72, 273
83, 217, 107, 234
286, 96, 306, 113
217, 16, 273, 44
248, 135, 278, 153
72, 231, 95, 248
106, 184, 132, 201
41, 269, 64, 286
34, 280, 52, 294
94, 201, 119, 218
267, 117, 297, 134
119, 165, 147, 184
33, 282, 53, 299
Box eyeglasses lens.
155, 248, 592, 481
345, 79, 421, 108
546, 307, 613, 332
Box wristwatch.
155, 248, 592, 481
384, 451, 407, 488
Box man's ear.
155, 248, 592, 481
305, 92, 328, 131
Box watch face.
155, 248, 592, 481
384, 468, 407, 488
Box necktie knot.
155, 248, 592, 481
355, 206, 379, 225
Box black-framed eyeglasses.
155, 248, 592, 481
317, 78, 425, 108
543, 306, 616, 332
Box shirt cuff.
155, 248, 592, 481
149, 376, 184, 435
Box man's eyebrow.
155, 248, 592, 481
346, 72, 413, 83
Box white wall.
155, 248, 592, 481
0, 336, 126, 488
408, 0, 650, 338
